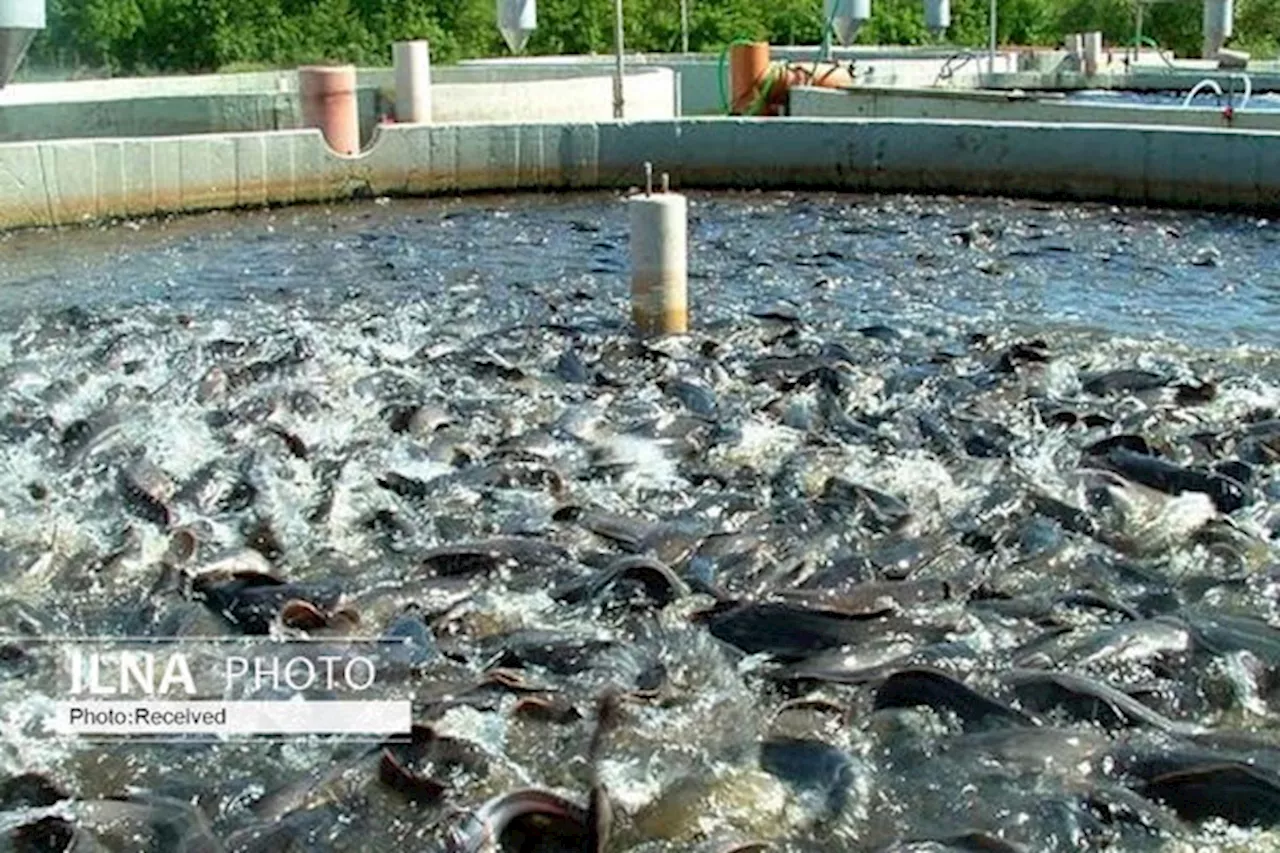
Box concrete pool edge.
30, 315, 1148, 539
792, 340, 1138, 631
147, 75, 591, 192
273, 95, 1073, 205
789, 86, 1280, 131
1, 117, 1278, 231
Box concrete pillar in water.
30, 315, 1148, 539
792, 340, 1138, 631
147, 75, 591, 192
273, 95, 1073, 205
393, 41, 432, 123
629, 168, 688, 337
299, 65, 360, 155
1082, 31, 1102, 76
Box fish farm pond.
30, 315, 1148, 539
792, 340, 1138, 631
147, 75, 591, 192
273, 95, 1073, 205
1, 190, 1280, 852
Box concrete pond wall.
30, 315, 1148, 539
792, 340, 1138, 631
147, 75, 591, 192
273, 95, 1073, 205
791, 85, 1280, 130
9, 48, 1274, 149
985, 66, 1280, 93
0, 117, 1277, 231
462, 49, 1023, 115
0, 66, 677, 144
0, 50, 1021, 143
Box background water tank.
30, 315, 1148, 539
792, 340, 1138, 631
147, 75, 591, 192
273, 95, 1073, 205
1202, 0, 1233, 57
924, 0, 950, 35
825, 0, 871, 47
497, 0, 536, 54
0, 0, 45, 88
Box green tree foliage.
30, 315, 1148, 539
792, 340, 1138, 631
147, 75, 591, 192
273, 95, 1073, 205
22, 0, 1280, 76
1235, 0, 1280, 56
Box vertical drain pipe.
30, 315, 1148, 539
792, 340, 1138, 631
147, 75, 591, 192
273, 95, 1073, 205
630, 163, 688, 336
987, 0, 997, 76
299, 65, 360, 155
1134, 4, 1144, 64
680, 0, 689, 53
729, 41, 770, 115
393, 40, 432, 123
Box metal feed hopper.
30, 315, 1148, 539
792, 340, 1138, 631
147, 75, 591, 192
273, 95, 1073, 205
497, 0, 536, 54
0, 0, 44, 88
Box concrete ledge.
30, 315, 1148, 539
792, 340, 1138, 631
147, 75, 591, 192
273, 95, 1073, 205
791, 86, 1280, 131
987, 68, 1280, 92
1, 117, 1278, 230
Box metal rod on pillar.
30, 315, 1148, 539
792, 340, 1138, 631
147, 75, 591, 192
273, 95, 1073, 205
1134, 2, 1143, 63
680, 0, 689, 53
613, 0, 625, 119
988, 0, 997, 76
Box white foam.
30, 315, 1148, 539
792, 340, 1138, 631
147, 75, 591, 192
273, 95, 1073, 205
595, 757, 664, 812
592, 433, 683, 492
434, 705, 508, 758
711, 417, 804, 476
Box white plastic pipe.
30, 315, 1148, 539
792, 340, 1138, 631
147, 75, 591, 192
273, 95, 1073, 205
629, 186, 688, 336
1182, 77, 1223, 107
1083, 31, 1102, 76
393, 40, 432, 124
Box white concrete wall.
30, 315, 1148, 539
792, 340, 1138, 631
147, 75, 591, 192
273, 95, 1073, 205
0, 70, 297, 102
0, 117, 1277, 231
431, 71, 672, 122
0, 67, 675, 142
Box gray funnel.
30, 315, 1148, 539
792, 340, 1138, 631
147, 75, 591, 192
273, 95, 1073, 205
0, 0, 45, 88
497, 0, 536, 54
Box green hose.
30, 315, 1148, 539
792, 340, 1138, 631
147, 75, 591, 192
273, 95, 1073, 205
815, 0, 840, 67
1126, 34, 1178, 68
745, 66, 781, 116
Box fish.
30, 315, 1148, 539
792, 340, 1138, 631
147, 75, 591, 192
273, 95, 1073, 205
1005, 669, 1204, 735
1091, 447, 1248, 514
1141, 762, 1280, 827
190, 552, 342, 634
702, 600, 920, 660
5, 194, 1280, 852
873, 668, 1038, 730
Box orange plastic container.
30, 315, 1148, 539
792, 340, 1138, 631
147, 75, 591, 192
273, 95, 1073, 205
729, 42, 771, 115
